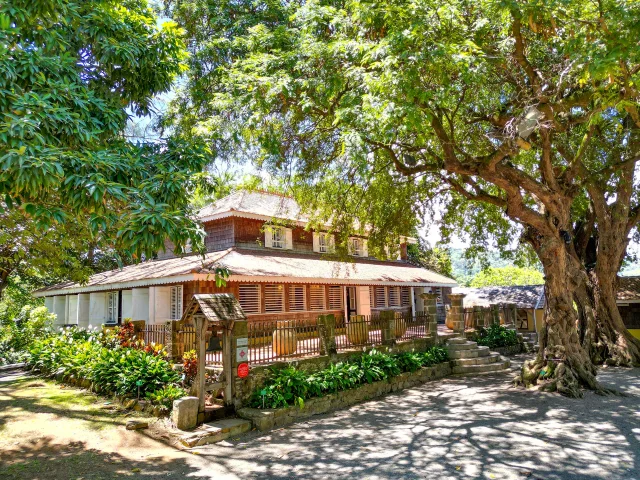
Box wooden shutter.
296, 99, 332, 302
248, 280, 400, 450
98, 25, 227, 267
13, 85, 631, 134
264, 284, 285, 312
388, 286, 400, 307
312, 233, 320, 252
239, 284, 261, 314
374, 286, 387, 308
309, 285, 326, 310
401, 287, 410, 306
289, 285, 306, 311
328, 286, 343, 310
170, 285, 183, 320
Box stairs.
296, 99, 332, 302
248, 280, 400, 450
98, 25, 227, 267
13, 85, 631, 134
446, 338, 511, 374
520, 332, 538, 353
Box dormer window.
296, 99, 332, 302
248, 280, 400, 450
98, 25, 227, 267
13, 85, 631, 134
265, 226, 293, 249
313, 232, 334, 253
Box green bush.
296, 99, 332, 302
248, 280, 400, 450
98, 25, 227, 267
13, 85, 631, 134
145, 384, 188, 409
250, 346, 449, 409
28, 327, 182, 402
474, 324, 519, 349
0, 305, 55, 365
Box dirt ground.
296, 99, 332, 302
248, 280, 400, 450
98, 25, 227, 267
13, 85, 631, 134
1, 358, 639, 480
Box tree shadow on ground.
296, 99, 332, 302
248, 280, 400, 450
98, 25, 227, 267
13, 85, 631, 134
0, 436, 208, 480
193, 361, 640, 480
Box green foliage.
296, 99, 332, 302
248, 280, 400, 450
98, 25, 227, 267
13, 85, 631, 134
250, 347, 449, 409
145, 384, 188, 409
28, 327, 181, 399
0, 0, 214, 264
469, 266, 544, 287
407, 242, 453, 278
474, 324, 520, 349
0, 305, 55, 365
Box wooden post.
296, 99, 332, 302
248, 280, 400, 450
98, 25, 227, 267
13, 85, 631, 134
192, 314, 207, 416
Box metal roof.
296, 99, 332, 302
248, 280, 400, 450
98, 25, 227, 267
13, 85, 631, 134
34, 248, 457, 296
453, 285, 545, 309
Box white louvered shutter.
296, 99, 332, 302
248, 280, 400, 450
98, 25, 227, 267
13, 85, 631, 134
264, 228, 273, 248
170, 285, 183, 320
239, 284, 261, 314
361, 240, 368, 257
285, 228, 293, 249
309, 285, 325, 310
312, 233, 320, 252
328, 234, 335, 253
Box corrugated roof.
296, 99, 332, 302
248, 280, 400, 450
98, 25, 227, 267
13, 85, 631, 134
34, 248, 457, 296
617, 276, 640, 301
453, 285, 545, 309
199, 191, 306, 222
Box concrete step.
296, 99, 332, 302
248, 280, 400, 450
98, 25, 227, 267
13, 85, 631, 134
447, 337, 470, 345
180, 418, 251, 447
446, 341, 478, 351
452, 359, 511, 375
448, 346, 490, 359
452, 352, 502, 366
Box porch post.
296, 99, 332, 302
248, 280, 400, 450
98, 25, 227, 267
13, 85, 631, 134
410, 287, 416, 318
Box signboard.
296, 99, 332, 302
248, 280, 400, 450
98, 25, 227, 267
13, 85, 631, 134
236, 346, 249, 363
236, 337, 248, 347
237, 362, 249, 378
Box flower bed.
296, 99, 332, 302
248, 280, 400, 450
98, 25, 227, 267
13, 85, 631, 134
28, 326, 186, 413
249, 346, 449, 409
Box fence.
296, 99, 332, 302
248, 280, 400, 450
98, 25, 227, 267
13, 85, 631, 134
334, 315, 380, 350
247, 317, 324, 365
137, 323, 170, 345
461, 304, 518, 330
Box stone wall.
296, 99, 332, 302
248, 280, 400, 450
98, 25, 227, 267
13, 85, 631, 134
237, 361, 451, 431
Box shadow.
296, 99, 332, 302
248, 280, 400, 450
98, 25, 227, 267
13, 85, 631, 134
187, 359, 640, 480
0, 436, 208, 480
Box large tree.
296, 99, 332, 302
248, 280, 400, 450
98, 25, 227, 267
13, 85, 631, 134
167, 0, 640, 395
0, 0, 213, 269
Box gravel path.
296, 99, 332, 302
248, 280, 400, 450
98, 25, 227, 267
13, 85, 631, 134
1, 358, 639, 480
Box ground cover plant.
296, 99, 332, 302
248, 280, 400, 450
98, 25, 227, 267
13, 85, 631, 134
250, 346, 449, 409
474, 324, 520, 349
27, 326, 182, 409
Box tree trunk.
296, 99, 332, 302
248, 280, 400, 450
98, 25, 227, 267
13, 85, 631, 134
520, 237, 601, 397
587, 269, 640, 366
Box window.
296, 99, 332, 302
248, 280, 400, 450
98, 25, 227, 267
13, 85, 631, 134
350, 238, 362, 256
432, 287, 443, 306
388, 286, 400, 307
309, 285, 326, 310
239, 284, 261, 314
328, 286, 343, 310
401, 287, 410, 307
272, 227, 284, 248
264, 284, 285, 313
170, 285, 183, 320
289, 285, 306, 311
319, 233, 328, 253
106, 292, 118, 324
374, 286, 387, 308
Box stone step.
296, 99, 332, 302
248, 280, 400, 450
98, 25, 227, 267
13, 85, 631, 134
445, 341, 478, 351
452, 359, 511, 375
452, 352, 502, 366
446, 337, 470, 345
448, 346, 490, 359
180, 418, 251, 447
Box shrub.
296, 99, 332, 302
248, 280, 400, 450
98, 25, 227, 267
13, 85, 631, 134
474, 324, 519, 349
0, 305, 55, 365
145, 384, 187, 409
250, 346, 449, 409
28, 327, 181, 401
182, 350, 198, 385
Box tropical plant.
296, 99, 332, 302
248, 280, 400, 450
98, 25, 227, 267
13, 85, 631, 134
0, 305, 55, 365
250, 347, 449, 409
475, 324, 520, 349
181, 349, 198, 385
145, 384, 187, 409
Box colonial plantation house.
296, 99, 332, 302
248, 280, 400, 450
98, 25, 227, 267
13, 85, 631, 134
34, 191, 458, 328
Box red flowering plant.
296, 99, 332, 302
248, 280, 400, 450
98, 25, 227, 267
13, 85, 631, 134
182, 350, 198, 386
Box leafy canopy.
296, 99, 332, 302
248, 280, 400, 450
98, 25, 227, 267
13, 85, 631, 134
166, 0, 640, 266
0, 0, 212, 261
469, 266, 544, 287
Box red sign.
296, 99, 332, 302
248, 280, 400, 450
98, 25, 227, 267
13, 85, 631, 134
237, 362, 249, 378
